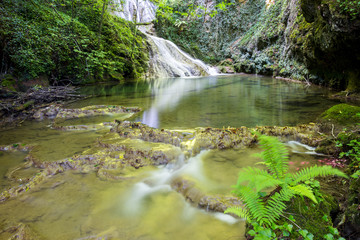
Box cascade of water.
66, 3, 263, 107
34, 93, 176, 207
287, 141, 324, 155
146, 34, 217, 78
113, 0, 157, 23
114, 0, 218, 79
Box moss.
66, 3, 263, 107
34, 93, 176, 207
345, 177, 360, 233
0, 74, 17, 92
321, 104, 360, 125
14, 100, 35, 111
284, 194, 339, 239
346, 71, 360, 92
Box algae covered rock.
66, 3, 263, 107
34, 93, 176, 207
33, 104, 141, 121
321, 104, 360, 125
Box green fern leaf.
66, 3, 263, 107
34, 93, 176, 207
289, 184, 318, 203
258, 135, 289, 179
291, 165, 348, 184
236, 167, 283, 192
224, 206, 250, 219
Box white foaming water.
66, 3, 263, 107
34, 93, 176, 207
146, 34, 218, 79
124, 152, 208, 212
123, 182, 172, 215
287, 141, 323, 155
113, 0, 157, 23
122, 151, 235, 224
213, 212, 238, 224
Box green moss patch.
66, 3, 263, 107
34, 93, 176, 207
322, 104, 360, 125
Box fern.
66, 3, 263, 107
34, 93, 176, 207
236, 167, 283, 192
226, 134, 348, 228
290, 165, 348, 185
258, 135, 289, 179
224, 206, 250, 220
289, 184, 317, 204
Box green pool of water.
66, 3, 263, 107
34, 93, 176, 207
0, 75, 339, 239
71, 75, 339, 129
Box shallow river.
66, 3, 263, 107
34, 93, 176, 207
0, 75, 339, 239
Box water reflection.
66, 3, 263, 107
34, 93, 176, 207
141, 77, 218, 128
139, 75, 338, 129
75, 74, 338, 129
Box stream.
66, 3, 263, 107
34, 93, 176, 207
0, 75, 339, 239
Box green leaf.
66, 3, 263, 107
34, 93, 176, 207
324, 233, 334, 240
285, 224, 293, 232
329, 226, 339, 235
299, 229, 309, 237
282, 230, 290, 237
289, 184, 318, 203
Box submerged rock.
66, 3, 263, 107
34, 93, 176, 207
33, 105, 141, 121
0, 143, 33, 152
0, 222, 41, 240
171, 177, 241, 213
115, 121, 184, 146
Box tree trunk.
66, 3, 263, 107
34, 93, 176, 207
98, 0, 108, 49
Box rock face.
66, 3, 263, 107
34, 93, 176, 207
231, 0, 360, 90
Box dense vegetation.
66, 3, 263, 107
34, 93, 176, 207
155, 0, 360, 92
226, 134, 348, 239
155, 0, 264, 63
0, 0, 148, 86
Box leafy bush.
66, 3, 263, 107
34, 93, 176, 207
334, 0, 360, 19
0, 0, 148, 85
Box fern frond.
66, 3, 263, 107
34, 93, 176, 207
235, 186, 267, 222
291, 165, 348, 184
264, 187, 294, 225
236, 167, 283, 192
258, 135, 289, 179
224, 206, 250, 220
289, 184, 317, 203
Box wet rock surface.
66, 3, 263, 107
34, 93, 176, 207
171, 177, 242, 213
115, 121, 322, 155
0, 222, 41, 240
0, 118, 326, 219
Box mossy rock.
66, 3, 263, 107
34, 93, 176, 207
284, 194, 339, 239
321, 104, 360, 125
345, 177, 360, 235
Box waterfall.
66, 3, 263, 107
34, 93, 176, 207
114, 0, 217, 79
146, 34, 218, 78
113, 0, 157, 23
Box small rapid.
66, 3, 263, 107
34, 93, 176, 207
122, 151, 238, 224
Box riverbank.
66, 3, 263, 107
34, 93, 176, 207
0, 86, 83, 128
